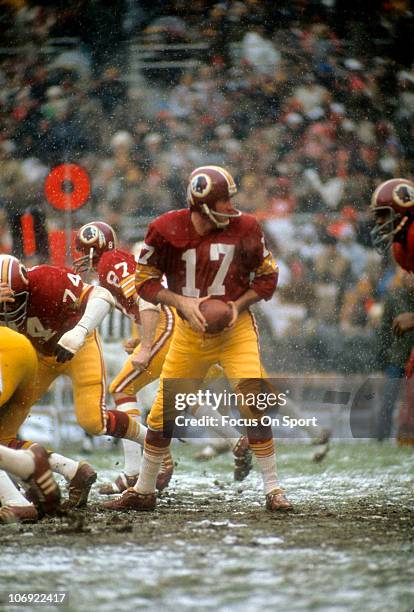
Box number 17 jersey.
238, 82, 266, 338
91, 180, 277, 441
136, 209, 278, 304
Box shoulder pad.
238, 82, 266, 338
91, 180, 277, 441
151, 209, 192, 247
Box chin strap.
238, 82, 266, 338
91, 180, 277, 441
394, 215, 409, 236
88, 247, 94, 271
201, 204, 241, 228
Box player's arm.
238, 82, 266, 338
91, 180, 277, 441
136, 224, 207, 332
155, 288, 208, 333
229, 288, 262, 318
135, 226, 166, 304
130, 299, 160, 371
249, 237, 279, 301
228, 225, 278, 326
390, 228, 414, 336
55, 285, 115, 363
105, 252, 162, 365
393, 224, 414, 272
226, 288, 265, 328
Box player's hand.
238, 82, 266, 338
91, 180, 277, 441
226, 301, 239, 329
392, 312, 414, 337
55, 325, 88, 363
0, 282, 14, 304
176, 295, 208, 333
54, 345, 75, 363
131, 344, 152, 372
124, 337, 140, 354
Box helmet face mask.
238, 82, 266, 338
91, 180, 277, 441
1, 290, 29, 329
187, 165, 241, 228
74, 222, 118, 272
370, 206, 402, 254
370, 178, 414, 254
0, 255, 29, 329
72, 247, 96, 274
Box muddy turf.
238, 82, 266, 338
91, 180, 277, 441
0, 441, 413, 612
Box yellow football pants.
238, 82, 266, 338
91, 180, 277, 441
109, 306, 175, 396
0, 330, 106, 442
147, 310, 263, 430
109, 306, 227, 399
0, 328, 38, 445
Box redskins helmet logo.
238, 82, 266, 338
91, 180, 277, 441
190, 174, 212, 198
80, 225, 102, 245
394, 183, 414, 208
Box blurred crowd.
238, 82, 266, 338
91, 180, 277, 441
1, 0, 414, 372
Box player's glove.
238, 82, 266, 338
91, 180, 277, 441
55, 325, 88, 363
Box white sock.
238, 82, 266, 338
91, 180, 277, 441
117, 402, 144, 475
121, 439, 142, 476
124, 422, 147, 445
0, 470, 31, 506
134, 450, 165, 494
255, 453, 278, 495
0, 447, 34, 480
48, 453, 79, 481
194, 405, 238, 450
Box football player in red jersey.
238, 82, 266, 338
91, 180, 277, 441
105, 164, 293, 512
73, 222, 252, 493
371, 177, 414, 444
371, 178, 414, 271
0, 254, 151, 506
73, 221, 175, 493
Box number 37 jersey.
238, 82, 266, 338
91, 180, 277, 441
136, 209, 278, 303
23, 265, 93, 356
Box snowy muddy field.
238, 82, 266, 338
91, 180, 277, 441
0, 441, 413, 612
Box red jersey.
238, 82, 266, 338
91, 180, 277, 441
136, 209, 278, 303
393, 224, 414, 272
22, 265, 92, 356
97, 249, 140, 323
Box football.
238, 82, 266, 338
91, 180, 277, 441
200, 299, 233, 333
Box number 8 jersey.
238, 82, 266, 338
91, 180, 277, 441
136, 209, 278, 304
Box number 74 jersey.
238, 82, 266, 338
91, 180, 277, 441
136, 209, 278, 303
21, 265, 93, 356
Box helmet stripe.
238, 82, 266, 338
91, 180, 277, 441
1, 257, 11, 284
198, 165, 236, 193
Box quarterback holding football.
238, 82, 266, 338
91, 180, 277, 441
105, 164, 292, 513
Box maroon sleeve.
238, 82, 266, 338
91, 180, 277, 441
243, 221, 278, 300
393, 224, 414, 272
135, 222, 167, 304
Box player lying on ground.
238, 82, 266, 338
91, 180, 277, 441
370, 177, 414, 444
104, 165, 293, 512
0, 326, 61, 523
73, 222, 252, 492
